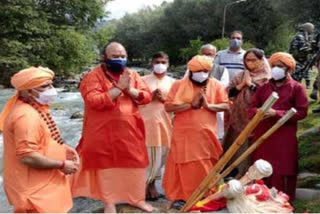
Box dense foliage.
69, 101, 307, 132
0, 0, 113, 87
1, 0, 319, 86
112, 0, 320, 64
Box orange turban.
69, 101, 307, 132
268, 52, 296, 71
187, 55, 213, 72
0, 67, 55, 131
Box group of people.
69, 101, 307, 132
0, 30, 310, 213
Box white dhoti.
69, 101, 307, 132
216, 112, 225, 142
146, 147, 168, 184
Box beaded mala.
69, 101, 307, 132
20, 97, 65, 145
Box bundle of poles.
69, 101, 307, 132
180, 92, 297, 212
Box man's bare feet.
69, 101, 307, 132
104, 203, 116, 213
135, 201, 154, 212
165, 200, 174, 209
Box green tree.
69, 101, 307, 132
180, 37, 204, 62
111, 0, 284, 64
264, 21, 295, 56
0, 0, 50, 86
41, 29, 96, 75
0, 0, 112, 87
93, 22, 116, 52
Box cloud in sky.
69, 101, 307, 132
105, 0, 174, 20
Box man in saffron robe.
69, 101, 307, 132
139, 52, 175, 200
0, 67, 79, 213
162, 55, 230, 208
248, 52, 308, 200
72, 42, 154, 213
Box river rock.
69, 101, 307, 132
70, 111, 84, 119
70, 197, 178, 213
70, 197, 103, 213
299, 127, 319, 137
296, 188, 320, 200
71, 197, 229, 213
169, 65, 187, 79
298, 172, 320, 179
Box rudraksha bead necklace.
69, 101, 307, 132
19, 97, 65, 145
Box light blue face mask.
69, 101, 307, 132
230, 39, 242, 49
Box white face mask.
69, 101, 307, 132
271, 66, 286, 80
153, 63, 168, 74
33, 87, 58, 105
192, 71, 209, 83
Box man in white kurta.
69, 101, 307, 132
139, 52, 175, 200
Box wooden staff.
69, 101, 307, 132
208, 108, 297, 191
180, 92, 279, 212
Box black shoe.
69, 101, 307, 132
306, 80, 311, 89
171, 200, 186, 210
310, 91, 318, 100
312, 108, 320, 113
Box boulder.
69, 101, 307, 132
70, 111, 84, 119
296, 188, 320, 200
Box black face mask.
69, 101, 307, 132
189, 73, 208, 86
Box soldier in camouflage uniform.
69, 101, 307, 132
289, 22, 314, 88
310, 31, 320, 113
310, 32, 320, 100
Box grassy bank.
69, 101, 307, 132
295, 71, 320, 213
294, 198, 320, 213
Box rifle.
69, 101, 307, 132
301, 48, 320, 73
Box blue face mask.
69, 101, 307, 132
106, 58, 127, 73
230, 39, 242, 49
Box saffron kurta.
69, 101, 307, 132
139, 73, 175, 148
72, 65, 152, 205
76, 65, 152, 169
162, 78, 229, 201
2, 100, 72, 213
248, 78, 308, 200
